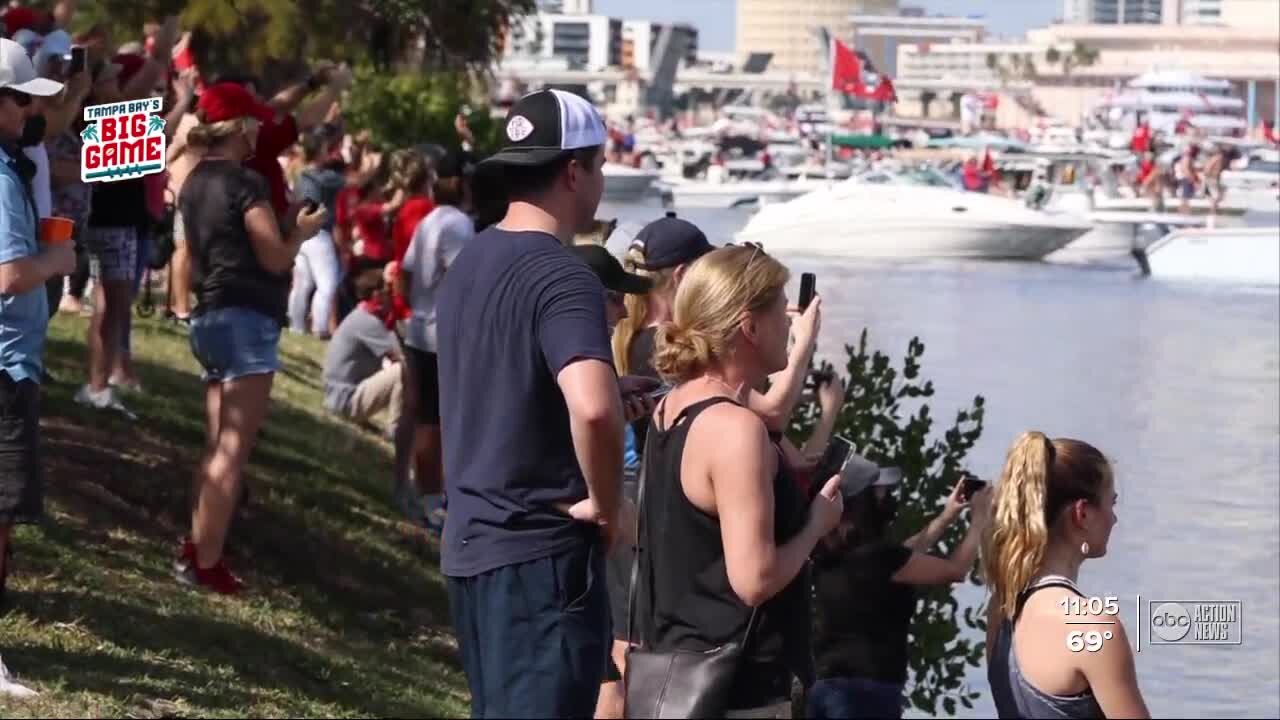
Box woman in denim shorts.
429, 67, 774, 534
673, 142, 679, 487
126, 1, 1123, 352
173, 83, 328, 594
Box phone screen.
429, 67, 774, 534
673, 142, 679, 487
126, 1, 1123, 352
960, 475, 988, 501
799, 273, 816, 311
813, 435, 853, 491
69, 47, 87, 75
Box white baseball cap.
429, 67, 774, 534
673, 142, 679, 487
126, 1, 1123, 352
0, 38, 63, 96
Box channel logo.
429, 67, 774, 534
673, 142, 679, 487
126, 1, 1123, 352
1148, 600, 1242, 645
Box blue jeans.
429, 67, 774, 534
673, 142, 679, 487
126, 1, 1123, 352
447, 542, 610, 718
287, 230, 340, 336
808, 677, 905, 719
189, 307, 282, 383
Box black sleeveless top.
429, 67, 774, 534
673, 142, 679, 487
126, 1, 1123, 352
635, 396, 813, 708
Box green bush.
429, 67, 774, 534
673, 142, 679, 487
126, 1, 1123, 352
341, 68, 501, 154
790, 329, 987, 716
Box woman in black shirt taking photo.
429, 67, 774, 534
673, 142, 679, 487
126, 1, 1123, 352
808, 473, 992, 719
173, 83, 327, 594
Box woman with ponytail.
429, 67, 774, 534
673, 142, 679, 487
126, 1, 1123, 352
630, 245, 843, 717
984, 432, 1149, 719
174, 83, 328, 594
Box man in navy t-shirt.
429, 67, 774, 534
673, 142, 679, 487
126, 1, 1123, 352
435, 89, 625, 718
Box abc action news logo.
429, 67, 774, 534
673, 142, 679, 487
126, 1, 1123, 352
80, 98, 166, 184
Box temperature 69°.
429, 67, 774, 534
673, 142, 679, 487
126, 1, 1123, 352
1067, 630, 1113, 652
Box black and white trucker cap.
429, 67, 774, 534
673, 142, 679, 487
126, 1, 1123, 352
480, 89, 607, 168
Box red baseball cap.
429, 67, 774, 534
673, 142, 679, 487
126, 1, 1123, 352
197, 81, 274, 124
3, 7, 37, 37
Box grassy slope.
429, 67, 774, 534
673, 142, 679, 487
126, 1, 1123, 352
0, 314, 467, 718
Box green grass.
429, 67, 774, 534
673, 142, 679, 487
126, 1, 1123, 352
0, 313, 468, 718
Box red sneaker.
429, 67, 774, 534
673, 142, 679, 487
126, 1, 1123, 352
175, 557, 244, 595
173, 539, 196, 573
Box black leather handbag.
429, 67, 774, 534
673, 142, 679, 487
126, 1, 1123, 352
623, 433, 758, 719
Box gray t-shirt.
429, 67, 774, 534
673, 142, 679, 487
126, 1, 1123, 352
403, 205, 474, 352
322, 305, 398, 414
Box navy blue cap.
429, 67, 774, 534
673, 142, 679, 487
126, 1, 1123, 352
630, 217, 715, 271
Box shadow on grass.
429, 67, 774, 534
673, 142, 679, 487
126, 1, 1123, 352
8, 318, 462, 716
10, 592, 428, 717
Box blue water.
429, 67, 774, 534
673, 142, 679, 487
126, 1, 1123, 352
601, 200, 1280, 718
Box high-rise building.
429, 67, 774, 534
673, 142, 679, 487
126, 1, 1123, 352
536, 0, 593, 14
849, 14, 986, 77
1078, 0, 1165, 23
737, 0, 898, 76
1063, 0, 1094, 23
1182, 0, 1225, 22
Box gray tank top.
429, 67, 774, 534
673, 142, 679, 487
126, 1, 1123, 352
988, 575, 1105, 719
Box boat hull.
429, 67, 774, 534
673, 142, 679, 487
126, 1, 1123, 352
737, 217, 1087, 260
1145, 228, 1280, 285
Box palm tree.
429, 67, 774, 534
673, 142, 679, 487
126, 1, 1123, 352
1044, 42, 1098, 78
81, 123, 98, 143
148, 116, 167, 135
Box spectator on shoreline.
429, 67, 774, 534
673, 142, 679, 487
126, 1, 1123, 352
74, 19, 179, 416
396, 148, 472, 529
218, 63, 352, 220
175, 82, 327, 594
0, 36, 71, 603
809, 475, 993, 719
321, 265, 402, 434
286, 128, 346, 338
435, 89, 623, 718
984, 432, 1149, 719
632, 245, 843, 718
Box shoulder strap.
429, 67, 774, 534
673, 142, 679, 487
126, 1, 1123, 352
627, 395, 759, 650
1013, 576, 1083, 623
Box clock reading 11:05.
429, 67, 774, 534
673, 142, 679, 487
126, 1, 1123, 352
1060, 595, 1119, 616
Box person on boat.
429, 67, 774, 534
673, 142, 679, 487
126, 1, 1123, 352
985, 432, 1150, 720
1129, 116, 1152, 155
1175, 145, 1200, 215
1203, 145, 1228, 216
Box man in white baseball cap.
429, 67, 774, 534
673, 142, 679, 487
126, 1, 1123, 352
0, 36, 64, 98
0, 34, 70, 618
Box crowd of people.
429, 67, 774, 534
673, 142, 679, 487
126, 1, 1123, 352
0, 4, 1155, 717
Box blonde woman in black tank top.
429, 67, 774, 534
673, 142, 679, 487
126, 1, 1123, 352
632, 245, 844, 718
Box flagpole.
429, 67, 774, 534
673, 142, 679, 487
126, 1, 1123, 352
826, 30, 834, 177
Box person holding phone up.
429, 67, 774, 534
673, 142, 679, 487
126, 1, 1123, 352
808, 473, 993, 719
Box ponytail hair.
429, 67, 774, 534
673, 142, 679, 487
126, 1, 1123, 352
983, 432, 1112, 621
652, 245, 789, 384
188, 116, 255, 149
611, 245, 677, 375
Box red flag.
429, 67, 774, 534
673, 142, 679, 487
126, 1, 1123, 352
831, 39, 866, 97
871, 76, 897, 103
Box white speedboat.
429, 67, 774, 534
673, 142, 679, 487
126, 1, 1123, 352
1144, 228, 1279, 285
603, 164, 659, 201
656, 176, 831, 210
735, 182, 1092, 260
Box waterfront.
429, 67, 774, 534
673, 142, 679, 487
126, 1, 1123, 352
602, 200, 1280, 718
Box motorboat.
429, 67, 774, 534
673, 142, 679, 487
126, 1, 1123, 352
734, 181, 1092, 260
656, 176, 832, 210
603, 163, 659, 201
1143, 227, 1279, 285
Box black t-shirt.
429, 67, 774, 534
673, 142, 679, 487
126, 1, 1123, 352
435, 228, 614, 578
89, 177, 150, 229
812, 540, 916, 684
628, 326, 659, 453
179, 160, 287, 323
